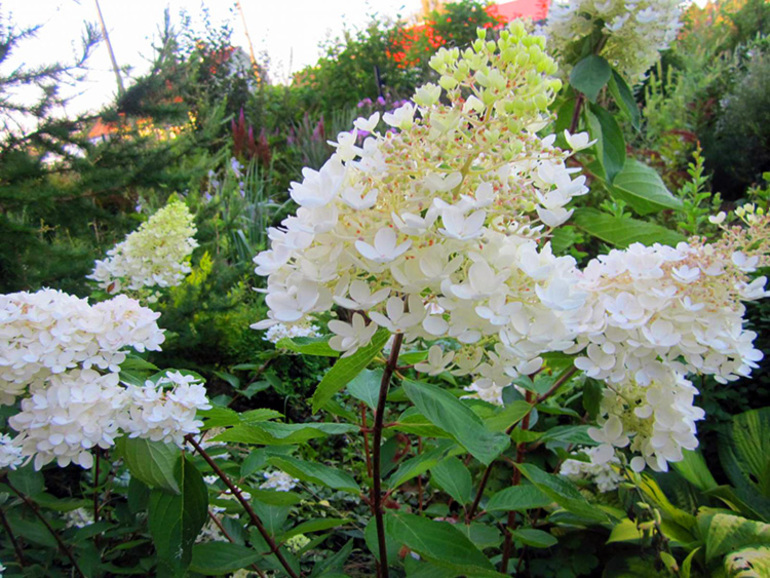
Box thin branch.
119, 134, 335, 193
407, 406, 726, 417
208, 511, 267, 578
3, 477, 84, 577
184, 435, 300, 578
0, 505, 26, 568
372, 332, 404, 578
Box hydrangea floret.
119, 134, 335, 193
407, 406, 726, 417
89, 199, 198, 294
546, 0, 683, 82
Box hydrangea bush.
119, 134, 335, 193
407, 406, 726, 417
1, 8, 769, 578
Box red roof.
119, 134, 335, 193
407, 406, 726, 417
488, 0, 550, 22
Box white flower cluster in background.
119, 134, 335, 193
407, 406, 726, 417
0, 289, 211, 470
263, 321, 321, 344
89, 199, 198, 294
0, 289, 164, 405
254, 23, 590, 389
260, 470, 299, 492
559, 446, 623, 492
546, 0, 683, 82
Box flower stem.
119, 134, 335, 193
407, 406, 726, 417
0, 505, 26, 568
185, 435, 300, 578
3, 476, 84, 577
372, 332, 404, 578
467, 365, 579, 522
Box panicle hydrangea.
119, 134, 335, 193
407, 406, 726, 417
89, 199, 198, 293
0, 289, 164, 405
588, 370, 705, 472
8, 370, 128, 470
559, 446, 623, 492
63, 507, 95, 528
571, 237, 768, 386
260, 470, 299, 492
253, 23, 591, 385
546, 0, 683, 82
263, 321, 321, 344
120, 371, 212, 447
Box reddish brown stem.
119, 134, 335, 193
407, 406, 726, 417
3, 477, 84, 577
0, 505, 25, 568
209, 511, 267, 578
361, 402, 373, 480
185, 435, 300, 578
372, 332, 404, 578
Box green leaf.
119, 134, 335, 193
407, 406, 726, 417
430, 457, 472, 504
485, 484, 553, 512
364, 516, 400, 566
573, 208, 686, 248
398, 350, 429, 365
252, 502, 290, 537
7, 463, 45, 496
516, 463, 611, 523
569, 55, 611, 102
700, 512, 770, 563
673, 449, 718, 492
588, 104, 625, 182
120, 438, 181, 494
402, 379, 510, 465
608, 69, 640, 129
347, 368, 383, 410
607, 518, 645, 543
267, 455, 360, 493
214, 422, 357, 445
189, 542, 261, 575
724, 546, 770, 577
511, 528, 558, 548
539, 425, 596, 446
282, 518, 349, 541
582, 379, 603, 420
148, 457, 208, 576
275, 336, 339, 357
484, 400, 532, 433
388, 444, 453, 490
609, 159, 683, 215
311, 539, 354, 576
392, 409, 453, 438
385, 513, 505, 577
311, 327, 390, 412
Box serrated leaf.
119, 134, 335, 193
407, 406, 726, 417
213, 422, 356, 445
246, 488, 304, 506
311, 328, 390, 412
511, 528, 558, 548
608, 69, 640, 129
282, 518, 348, 541
573, 208, 686, 248
430, 457, 472, 504
189, 542, 261, 575
347, 368, 382, 410
275, 336, 339, 357
484, 400, 532, 433
120, 438, 181, 494
569, 55, 611, 102
516, 463, 611, 523
609, 159, 683, 215
385, 513, 505, 577
402, 379, 509, 465
485, 484, 553, 512
148, 457, 208, 576
588, 104, 625, 182
388, 445, 450, 490
268, 455, 359, 493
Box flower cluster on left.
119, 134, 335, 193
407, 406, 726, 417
0, 289, 211, 470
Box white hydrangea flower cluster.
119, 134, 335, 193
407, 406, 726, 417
559, 446, 623, 492
573, 241, 768, 386
63, 507, 95, 529
89, 199, 198, 294
120, 371, 211, 447
264, 321, 321, 344
0, 289, 211, 470
0, 289, 165, 405
260, 470, 299, 492
546, 0, 683, 82
254, 23, 592, 386
588, 371, 706, 472
573, 227, 769, 472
